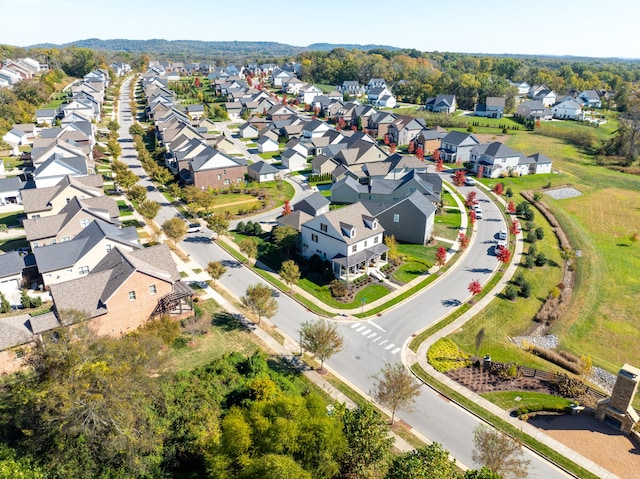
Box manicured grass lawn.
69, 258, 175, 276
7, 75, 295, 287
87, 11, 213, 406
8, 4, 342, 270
258, 152, 281, 160
480, 391, 573, 412
297, 279, 390, 309
0, 212, 22, 227
397, 242, 441, 265
0, 237, 28, 253
433, 209, 461, 241
1, 157, 24, 170
41, 98, 66, 110
211, 201, 263, 216
117, 200, 133, 217
392, 260, 428, 283
440, 190, 457, 207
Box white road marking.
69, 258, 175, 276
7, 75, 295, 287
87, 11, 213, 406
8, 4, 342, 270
385, 343, 395, 350
368, 321, 386, 332
379, 340, 388, 346
367, 332, 378, 339
373, 337, 381, 343
360, 328, 371, 336
354, 325, 366, 332
391, 347, 401, 354
350, 323, 360, 329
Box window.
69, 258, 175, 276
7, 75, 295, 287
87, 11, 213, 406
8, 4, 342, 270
364, 240, 368, 247
374, 236, 379, 244
393, 213, 400, 223
80, 218, 90, 227
311, 233, 318, 242
237, 178, 242, 183
149, 284, 157, 295
105, 244, 112, 252
217, 174, 221, 180
78, 266, 89, 275
33, 242, 39, 248
31, 214, 40, 219
320, 223, 327, 232
61, 236, 70, 242
223, 169, 227, 175
351, 244, 357, 253
128, 291, 136, 301
224, 179, 230, 185
50, 239, 56, 244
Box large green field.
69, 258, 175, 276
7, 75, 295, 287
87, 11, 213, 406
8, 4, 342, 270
449, 122, 640, 375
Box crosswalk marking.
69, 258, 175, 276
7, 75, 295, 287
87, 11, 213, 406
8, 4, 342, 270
385, 343, 395, 350
360, 328, 371, 336
348, 322, 399, 354
350, 323, 360, 329
372, 337, 381, 343
354, 325, 366, 332
391, 347, 401, 354
379, 340, 388, 346
367, 332, 378, 339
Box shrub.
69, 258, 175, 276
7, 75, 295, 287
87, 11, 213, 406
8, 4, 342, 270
535, 227, 545, 240
524, 221, 535, 231
535, 252, 547, 267
524, 209, 535, 221
252, 222, 263, 236
531, 347, 581, 375
513, 272, 526, 288
245, 221, 254, 234
504, 284, 518, 300
505, 187, 513, 198
522, 254, 535, 269
329, 280, 347, 298
520, 281, 532, 298
526, 231, 537, 243
236, 221, 246, 233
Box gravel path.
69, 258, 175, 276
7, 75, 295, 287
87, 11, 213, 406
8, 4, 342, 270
544, 187, 583, 200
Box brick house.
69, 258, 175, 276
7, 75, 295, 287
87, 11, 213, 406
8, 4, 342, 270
188, 148, 247, 189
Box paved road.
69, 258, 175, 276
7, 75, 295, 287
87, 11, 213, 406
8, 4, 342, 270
117, 78, 570, 478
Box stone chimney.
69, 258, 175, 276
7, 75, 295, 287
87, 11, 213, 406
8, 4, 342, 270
595, 363, 640, 434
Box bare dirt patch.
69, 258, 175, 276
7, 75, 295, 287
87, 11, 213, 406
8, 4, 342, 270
474, 133, 510, 144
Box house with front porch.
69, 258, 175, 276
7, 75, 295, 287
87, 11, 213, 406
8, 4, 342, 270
425, 94, 457, 113
438, 131, 480, 163
474, 97, 505, 118
468, 142, 529, 178
552, 99, 583, 120
301, 202, 388, 281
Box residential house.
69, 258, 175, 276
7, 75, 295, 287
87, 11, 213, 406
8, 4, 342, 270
35, 108, 60, 126
387, 116, 427, 146
469, 142, 529, 178
425, 94, 457, 113
21, 174, 104, 219
239, 122, 259, 139
338, 81, 364, 97
414, 127, 447, 154
438, 131, 480, 163
363, 154, 427, 180
110, 62, 131, 77
224, 102, 243, 122
0, 177, 24, 205
362, 190, 436, 245
366, 78, 387, 90
32, 153, 88, 188
552, 99, 583, 120
509, 81, 530, 96
528, 84, 547, 98
34, 219, 141, 287
331, 169, 441, 206
206, 134, 237, 156
367, 86, 396, 108
579, 90, 602, 108
184, 104, 205, 120
0, 252, 25, 307
300, 202, 388, 281
281, 148, 307, 171
298, 84, 323, 104
283, 77, 305, 95
276, 210, 312, 232
23, 196, 120, 249
271, 68, 294, 87
189, 148, 247, 189
312, 154, 340, 175
247, 161, 279, 183
367, 111, 397, 138
525, 153, 553, 174
302, 120, 331, 139
516, 100, 553, 122
49, 244, 192, 337
293, 192, 330, 217
532, 89, 557, 108
474, 97, 506, 118
2, 128, 28, 155
256, 135, 279, 153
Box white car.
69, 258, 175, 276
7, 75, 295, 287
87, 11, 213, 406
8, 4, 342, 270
187, 223, 202, 233
465, 177, 477, 186
498, 230, 507, 240
473, 206, 483, 219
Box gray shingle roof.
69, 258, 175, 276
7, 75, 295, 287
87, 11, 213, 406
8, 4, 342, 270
248, 161, 279, 175
471, 142, 520, 158
293, 192, 330, 215
304, 202, 384, 246
441, 131, 479, 147
0, 251, 24, 278
0, 176, 24, 193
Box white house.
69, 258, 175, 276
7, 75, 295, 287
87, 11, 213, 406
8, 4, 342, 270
300, 202, 388, 281
552, 99, 583, 120
247, 161, 279, 182
281, 148, 307, 171
298, 84, 323, 104
367, 87, 396, 108
256, 135, 279, 153
469, 142, 528, 178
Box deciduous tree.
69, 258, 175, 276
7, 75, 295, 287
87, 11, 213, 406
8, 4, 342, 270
453, 169, 466, 187
507, 201, 516, 214
497, 246, 511, 265
137, 199, 160, 220
468, 279, 482, 296
239, 238, 258, 260
207, 213, 229, 238
435, 246, 448, 267
279, 259, 301, 293
300, 318, 343, 370
162, 217, 187, 242
242, 283, 277, 324
465, 191, 477, 208
458, 232, 470, 251
472, 425, 530, 479
282, 199, 292, 216
370, 362, 421, 424
386, 443, 460, 479
206, 261, 227, 285
272, 225, 298, 254
493, 182, 504, 195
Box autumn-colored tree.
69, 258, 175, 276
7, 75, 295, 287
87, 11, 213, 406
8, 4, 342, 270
370, 362, 421, 425
241, 283, 277, 324
282, 200, 292, 216
137, 200, 160, 220
472, 425, 530, 479
389, 143, 397, 154
435, 246, 447, 267
415, 146, 424, 160
162, 217, 187, 242
433, 148, 441, 162
206, 261, 226, 286
279, 260, 300, 293
407, 141, 415, 154
496, 246, 511, 265
493, 183, 504, 195
477, 165, 484, 179
468, 280, 482, 296
458, 232, 470, 250
465, 191, 477, 208
282, 93, 288, 104
304, 103, 311, 111
239, 238, 257, 261
351, 125, 358, 132
207, 213, 229, 238
435, 157, 444, 172
383, 133, 390, 145
453, 169, 467, 187
510, 219, 520, 235
507, 201, 516, 214
300, 318, 343, 371
193, 77, 201, 88
470, 209, 477, 225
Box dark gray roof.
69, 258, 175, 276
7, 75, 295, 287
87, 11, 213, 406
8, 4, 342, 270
528, 153, 552, 164
0, 251, 24, 278
441, 131, 479, 147
293, 192, 330, 215
0, 176, 24, 193
248, 160, 279, 175
33, 220, 140, 273
485, 97, 506, 108
276, 210, 312, 231
471, 142, 520, 158
33, 153, 87, 178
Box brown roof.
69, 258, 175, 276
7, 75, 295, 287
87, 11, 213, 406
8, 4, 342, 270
22, 174, 104, 214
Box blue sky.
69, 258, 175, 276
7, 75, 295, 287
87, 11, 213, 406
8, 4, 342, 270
1, 0, 638, 59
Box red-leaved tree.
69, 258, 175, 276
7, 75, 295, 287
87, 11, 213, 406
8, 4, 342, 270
510, 219, 520, 235
383, 133, 390, 145
468, 280, 482, 296
453, 170, 466, 187
497, 246, 511, 264
465, 191, 477, 208
507, 201, 516, 214
408, 141, 415, 154
304, 103, 311, 111
477, 165, 484, 179
282, 94, 288, 105
389, 143, 397, 154
458, 232, 470, 250
493, 183, 504, 195
435, 246, 448, 267
435, 158, 444, 172
415, 146, 424, 160
282, 200, 292, 216
469, 209, 477, 225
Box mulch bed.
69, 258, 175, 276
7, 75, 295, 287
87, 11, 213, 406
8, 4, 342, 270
446, 365, 554, 394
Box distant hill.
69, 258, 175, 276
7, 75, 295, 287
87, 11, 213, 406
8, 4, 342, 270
28, 38, 400, 60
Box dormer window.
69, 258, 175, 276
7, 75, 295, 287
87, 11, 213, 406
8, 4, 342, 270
350, 227, 356, 238
320, 223, 327, 232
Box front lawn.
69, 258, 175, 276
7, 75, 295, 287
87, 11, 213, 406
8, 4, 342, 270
392, 260, 428, 283
297, 278, 390, 309
0, 237, 28, 253
480, 391, 573, 413
0, 211, 22, 227
397, 241, 443, 265
432, 209, 462, 241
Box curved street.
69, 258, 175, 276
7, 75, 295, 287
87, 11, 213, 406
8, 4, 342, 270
117, 76, 572, 478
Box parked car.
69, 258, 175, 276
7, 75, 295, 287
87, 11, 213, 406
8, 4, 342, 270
495, 240, 507, 254
498, 230, 507, 240
187, 223, 202, 233
473, 206, 483, 219
465, 177, 476, 186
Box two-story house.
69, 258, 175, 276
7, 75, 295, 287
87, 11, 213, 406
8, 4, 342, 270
438, 131, 480, 163
468, 142, 529, 178
474, 97, 506, 118
301, 203, 388, 281
425, 94, 457, 113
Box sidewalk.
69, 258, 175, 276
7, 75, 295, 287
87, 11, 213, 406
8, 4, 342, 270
175, 257, 414, 453
217, 181, 471, 318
